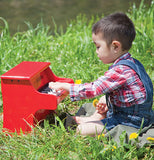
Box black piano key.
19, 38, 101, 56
39, 84, 62, 96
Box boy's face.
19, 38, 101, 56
92, 33, 122, 64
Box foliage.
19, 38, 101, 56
0, 0, 154, 159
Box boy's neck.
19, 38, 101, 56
116, 50, 129, 60
113, 52, 130, 64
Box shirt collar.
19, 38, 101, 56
109, 52, 131, 69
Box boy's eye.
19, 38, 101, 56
96, 46, 100, 49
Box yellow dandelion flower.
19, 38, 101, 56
98, 135, 100, 139
93, 99, 99, 107
147, 137, 154, 142
75, 79, 82, 84
98, 133, 105, 139
60, 42, 63, 45
112, 145, 117, 151
129, 132, 138, 140
102, 133, 105, 137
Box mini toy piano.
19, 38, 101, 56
1, 61, 74, 133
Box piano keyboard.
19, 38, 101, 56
39, 84, 63, 96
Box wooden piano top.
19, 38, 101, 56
1, 61, 74, 91
1, 61, 50, 80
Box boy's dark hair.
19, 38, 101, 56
92, 12, 136, 51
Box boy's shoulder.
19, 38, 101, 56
114, 58, 143, 72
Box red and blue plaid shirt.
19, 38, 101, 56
70, 53, 146, 107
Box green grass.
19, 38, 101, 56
0, 0, 154, 159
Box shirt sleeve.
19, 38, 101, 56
70, 65, 130, 101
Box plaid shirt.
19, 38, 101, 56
70, 53, 146, 107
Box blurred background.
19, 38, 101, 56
0, 0, 152, 35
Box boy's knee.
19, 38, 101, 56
76, 124, 89, 136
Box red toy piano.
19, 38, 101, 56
1, 61, 74, 133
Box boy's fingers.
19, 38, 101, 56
96, 103, 106, 108
49, 82, 59, 90
96, 103, 108, 114
48, 82, 53, 88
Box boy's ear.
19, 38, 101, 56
111, 40, 121, 51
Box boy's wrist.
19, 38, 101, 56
64, 83, 71, 92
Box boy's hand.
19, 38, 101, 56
96, 103, 108, 115
49, 82, 71, 92
96, 95, 108, 115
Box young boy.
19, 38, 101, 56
49, 12, 154, 136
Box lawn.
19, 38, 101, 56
0, 0, 154, 159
